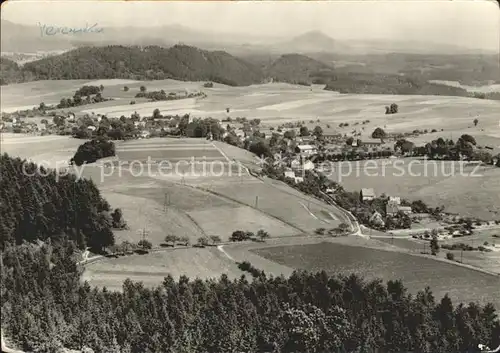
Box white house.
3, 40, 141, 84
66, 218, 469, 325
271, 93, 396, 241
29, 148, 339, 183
361, 188, 376, 201
389, 196, 401, 205
303, 160, 315, 171
284, 170, 296, 179
296, 144, 317, 156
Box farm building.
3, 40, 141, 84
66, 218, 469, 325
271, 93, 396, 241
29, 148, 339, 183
303, 160, 315, 170
362, 138, 384, 148
299, 136, 316, 144
295, 144, 317, 156
389, 196, 401, 205
360, 188, 376, 201
386, 201, 412, 216
283, 169, 304, 184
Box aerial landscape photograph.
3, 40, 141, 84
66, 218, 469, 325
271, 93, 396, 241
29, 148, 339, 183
1, 0, 500, 352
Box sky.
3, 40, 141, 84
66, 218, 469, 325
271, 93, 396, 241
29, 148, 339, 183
2, 0, 499, 51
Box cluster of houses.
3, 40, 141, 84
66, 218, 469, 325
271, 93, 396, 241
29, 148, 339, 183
361, 188, 411, 215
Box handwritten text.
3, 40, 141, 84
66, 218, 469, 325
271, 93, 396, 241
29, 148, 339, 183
38, 23, 104, 37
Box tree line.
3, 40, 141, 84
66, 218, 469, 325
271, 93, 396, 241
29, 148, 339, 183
1, 241, 499, 353
8, 45, 265, 86
0, 154, 123, 251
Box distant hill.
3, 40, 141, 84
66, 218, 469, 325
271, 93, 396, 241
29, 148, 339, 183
276, 31, 351, 54
323, 72, 471, 96
265, 54, 335, 85
1, 20, 77, 52
20, 45, 265, 86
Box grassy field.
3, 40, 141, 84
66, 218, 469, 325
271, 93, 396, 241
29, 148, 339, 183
79, 138, 304, 243
4, 79, 499, 142
82, 247, 246, 292
254, 241, 500, 309
208, 179, 343, 233
377, 229, 500, 274
330, 160, 500, 220
1, 133, 83, 168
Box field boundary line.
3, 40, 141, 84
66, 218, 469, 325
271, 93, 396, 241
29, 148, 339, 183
184, 213, 208, 237
186, 183, 308, 234
217, 245, 235, 261
210, 142, 231, 163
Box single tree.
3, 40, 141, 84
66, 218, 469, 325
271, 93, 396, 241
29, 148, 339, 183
300, 126, 310, 137
179, 236, 190, 246
164, 234, 178, 246
256, 229, 270, 241
197, 236, 209, 247
210, 235, 222, 245
153, 108, 161, 120
140, 86, 147, 93
371, 127, 387, 139
124, 86, 129, 92
138, 239, 152, 250
430, 235, 440, 255
313, 125, 323, 138
473, 118, 479, 127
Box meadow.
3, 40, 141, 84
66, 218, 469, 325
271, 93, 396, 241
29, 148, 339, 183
81, 247, 246, 292
254, 241, 500, 309
3, 79, 500, 295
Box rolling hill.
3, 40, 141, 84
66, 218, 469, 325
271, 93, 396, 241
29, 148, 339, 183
275, 31, 351, 54
265, 53, 335, 85
20, 45, 266, 86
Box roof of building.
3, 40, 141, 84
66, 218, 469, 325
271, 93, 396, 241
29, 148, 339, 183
363, 138, 384, 145
361, 188, 375, 197
389, 196, 401, 204
297, 144, 316, 150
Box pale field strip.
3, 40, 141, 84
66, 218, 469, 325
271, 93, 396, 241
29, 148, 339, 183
116, 146, 220, 152
1, 135, 71, 144
256, 97, 336, 111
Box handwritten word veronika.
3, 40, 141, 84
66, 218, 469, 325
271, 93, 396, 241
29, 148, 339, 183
38, 23, 104, 36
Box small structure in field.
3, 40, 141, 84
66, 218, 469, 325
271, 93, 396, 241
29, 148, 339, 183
363, 138, 384, 149
296, 144, 317, 156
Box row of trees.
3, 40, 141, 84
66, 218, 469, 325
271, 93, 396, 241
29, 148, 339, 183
230, 229, 270, 242
395, 134, 499, 163
135, 89, 205, 102
2, 240, 499, 352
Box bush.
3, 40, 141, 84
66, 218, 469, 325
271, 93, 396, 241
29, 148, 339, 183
138, 240, 152, 250
237, 261, 265, 278
70, 138, 116, 166
446, 252, 455, 261
371, 127, 386, 139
